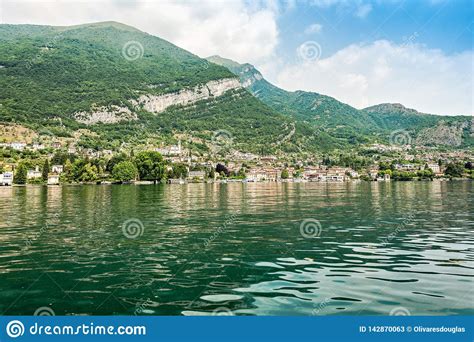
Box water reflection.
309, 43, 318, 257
0, 181, 472, 315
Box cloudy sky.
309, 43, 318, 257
1, 0, 472, 115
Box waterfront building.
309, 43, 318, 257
27, 166, 42, 179
47, 174, 60, 185
368, 169, 379, 180
426, 163, 441, 174
188, 170, 206, 180
0, 172, 13, 186
246, 168, 279, 182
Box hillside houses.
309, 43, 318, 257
155, 141, 182, 156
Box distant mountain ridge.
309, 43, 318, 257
364, 103, 421, 115
207, 55, 473, 148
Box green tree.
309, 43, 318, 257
281, 169, 290, 179
51, 152, 71, 165
134, 151, 165, 182
79, 163, 99, 182
208, 168, 215, 180
42, 159, 50, 182
417, 169, 433, 179
167, 163, 188, 179
112, 161, 138, 182
378, 161, 391, 171
106, 153, 128, 172
60, 159, 73, 183
72, 159, 86, 181
444, 162, 464, 178
14, 163, 28, 184
234, 167, 246, 179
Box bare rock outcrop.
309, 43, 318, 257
134, 78, 241, 114
75, 106, 137, 125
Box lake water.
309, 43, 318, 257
0, 181, 473, 316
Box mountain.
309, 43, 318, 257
363, 103, 473, 147
0, 22, 323, 155
207, 55, 473, 148
0, 22, 471, 157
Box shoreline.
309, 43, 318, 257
1, 177, 471, 187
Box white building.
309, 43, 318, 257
32, 143, 45, 151
52, 165, 64, 174
0, 172, 13, 186
246, 168, 279, 182
188, 170, 206, 180
426, 163, 441, 174
11, 142, 26, 151
27, 166, 42, 179
47, 174, 60, 185
395, 164, 417, 171
156, 141, 182, 156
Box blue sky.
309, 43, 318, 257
275, 0, 472, 60
2, 0, 473, 115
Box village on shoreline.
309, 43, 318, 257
0, 140, 473, 186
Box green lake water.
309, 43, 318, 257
0, 181, 473, 316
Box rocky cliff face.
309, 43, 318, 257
74, 105, 137, 125
134, 78, 241, 114
74, 78, 241, 125
415, 121, 469, 146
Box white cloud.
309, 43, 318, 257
273, 40, 473, 115
355, 3, 372, 18
1, 0, 279, 66
304, 23, 323, 34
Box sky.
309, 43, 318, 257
1, 0, 473, 115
